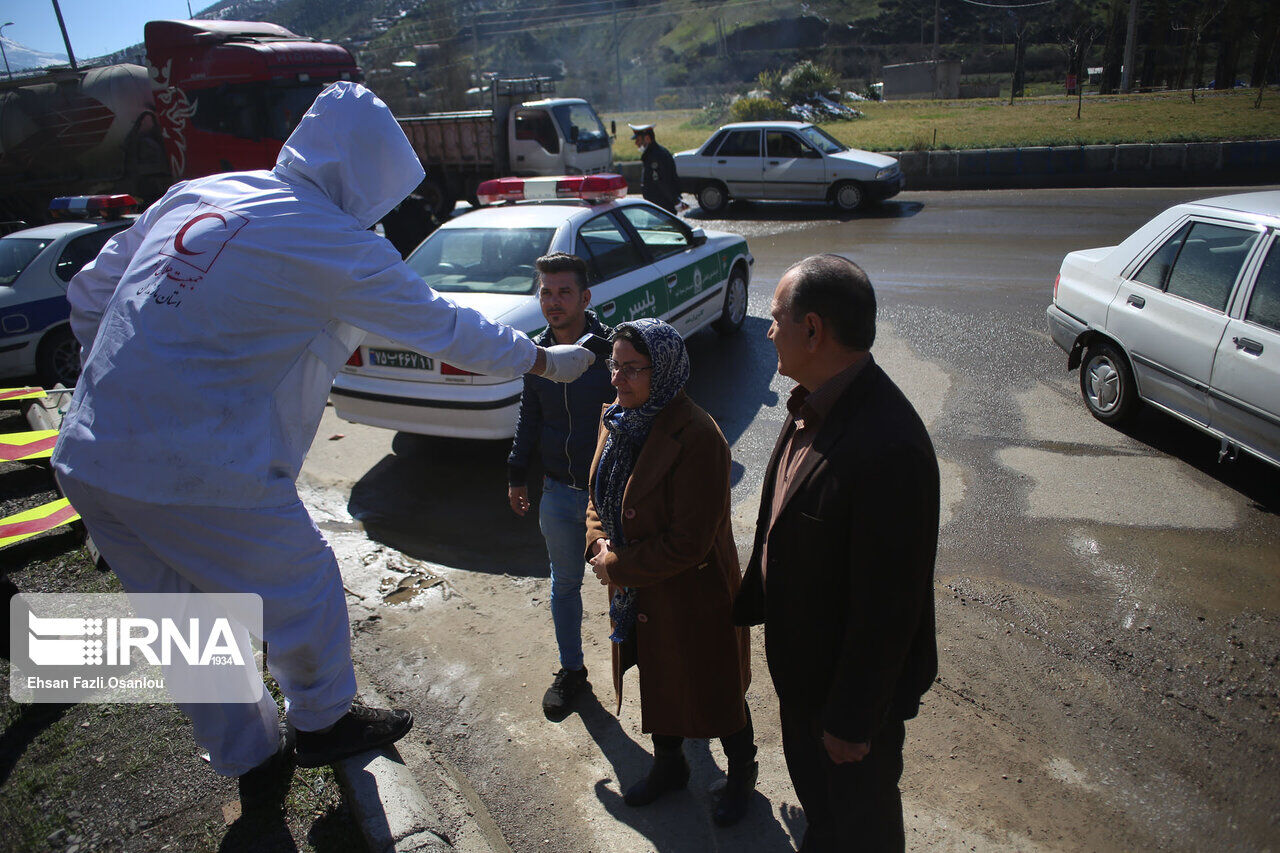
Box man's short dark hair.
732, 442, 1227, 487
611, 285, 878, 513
782, 254, 876, 351
535, 252, 589, 292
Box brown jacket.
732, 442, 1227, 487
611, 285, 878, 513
586, 391, 751, 737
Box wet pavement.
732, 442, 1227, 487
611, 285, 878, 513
306, 186, 1280, 851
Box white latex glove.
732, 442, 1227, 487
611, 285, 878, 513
540, 344, 595, 383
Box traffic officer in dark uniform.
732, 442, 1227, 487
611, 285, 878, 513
629, 123, 682, 215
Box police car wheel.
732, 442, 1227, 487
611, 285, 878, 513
713, 264, 748, 335
37, 325, 81, 387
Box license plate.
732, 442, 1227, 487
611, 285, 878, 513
368, 348, 434, 370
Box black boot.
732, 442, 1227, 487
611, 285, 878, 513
712, 759, 758, 826
623, 743, 690, 806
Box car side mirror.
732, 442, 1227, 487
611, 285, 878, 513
804, 148, 822, 159
688, 227, 707, 247
611, 120, 617, 139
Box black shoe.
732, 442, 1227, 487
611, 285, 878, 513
542, 667, 589, 721
623, 747, 690, 807
712, 760, 758, 827
238, 722, 296, 813
294, 702, 413, 768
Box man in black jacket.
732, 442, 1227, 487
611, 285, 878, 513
508, 253, 615, 720
629, 123, 681, 214
734, 254, 939, 852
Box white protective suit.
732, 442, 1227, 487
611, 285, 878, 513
51, 82, 540, 775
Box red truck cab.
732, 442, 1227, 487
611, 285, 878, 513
144, 20, 359, 181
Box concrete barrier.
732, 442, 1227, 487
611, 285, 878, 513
884, 139, 1280, 190
614, 139, 1280, 195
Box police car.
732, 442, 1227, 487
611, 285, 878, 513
0, 195, 138, 387
331, 174, 753, 439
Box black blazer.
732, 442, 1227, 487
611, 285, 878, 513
733, 357, 939, 744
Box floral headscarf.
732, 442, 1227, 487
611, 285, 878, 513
594, 318, 689, 643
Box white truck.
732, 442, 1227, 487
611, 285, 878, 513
396, 78, 614, 221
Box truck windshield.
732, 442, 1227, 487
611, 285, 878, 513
188, 82, 329, 142
406, 227, 555, 294
797, 126, 847, 155
552, 104, 610, 152
0, 238, 53, 286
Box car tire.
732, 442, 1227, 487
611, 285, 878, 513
712, 263, 749, 335
831, 181, 865, 211
697, 182, 729, 215
36, 325, 81, 388
1080, 341, 1137, 425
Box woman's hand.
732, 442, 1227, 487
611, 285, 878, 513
589, 538, 613, 585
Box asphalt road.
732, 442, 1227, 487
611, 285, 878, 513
305, 186, 1280, 852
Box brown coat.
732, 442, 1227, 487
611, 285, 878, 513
585, 391, 751, 737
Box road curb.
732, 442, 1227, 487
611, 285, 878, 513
333, 681, 498, 853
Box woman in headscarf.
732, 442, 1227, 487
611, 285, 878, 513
586, 318, 757, 827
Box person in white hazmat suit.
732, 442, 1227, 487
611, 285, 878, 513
51, 82, 594, 800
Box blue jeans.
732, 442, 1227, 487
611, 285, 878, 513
539, 476, 590, 671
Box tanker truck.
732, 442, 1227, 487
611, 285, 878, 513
0, 20, 358, 226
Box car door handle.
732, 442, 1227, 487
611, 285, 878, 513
1127, 294, 1146, 308
716, 159, 727, 164
666, 274, 678, 288
1233, 336, 1263, 355
768, 160, 780, 165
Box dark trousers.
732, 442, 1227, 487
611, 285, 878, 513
652, 702, 757, 768
780, 703, 906, 853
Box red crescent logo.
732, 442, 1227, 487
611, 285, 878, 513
173, 212, 227, 256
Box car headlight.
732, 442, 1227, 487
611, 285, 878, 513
875, 166, 897, 181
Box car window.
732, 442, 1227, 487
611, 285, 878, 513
1244, 242, 1280, 333
575, 213, 646, 281
1132, 221, 1258, 311
618, 206, 688, 261
551, 103, 609, 151
797, 125, 846, 154
1165, 223, 1258, 311
405, 227, 554, 294
0, 238, 52, 286
700, 130, 727, 155
714, 130, 761, 157
55, 226, 129, 282
766, 132, 808, 159
1133, 223, 1191, 289
514, 109, 560, 154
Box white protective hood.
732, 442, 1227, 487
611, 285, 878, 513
53, 83, 536, 508
275, 82, 426, 229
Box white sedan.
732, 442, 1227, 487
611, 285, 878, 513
673, 121, 904, 213
0, 196, 138, 387
1047, 190, 1280, 469
330, 174, 753, 439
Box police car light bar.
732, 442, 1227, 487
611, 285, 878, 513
49, 194, 140, 220
476, 174, 627, 206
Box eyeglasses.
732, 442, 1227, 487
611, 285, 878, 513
605, 359, 653, 381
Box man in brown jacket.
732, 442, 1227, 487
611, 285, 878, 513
734, 254, 939, 851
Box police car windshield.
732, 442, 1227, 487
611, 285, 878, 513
797, 126, 846, 155
406, 227, 555, 294
0, 238, 53, 286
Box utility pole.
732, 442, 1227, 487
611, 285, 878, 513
933, 0, 940, 61
1120, 0, 1139, 92
612, 0, 622, 110
0, 23, 13, 81
51, 0, 78, 70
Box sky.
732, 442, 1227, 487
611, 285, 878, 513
0, 0, 208, 60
